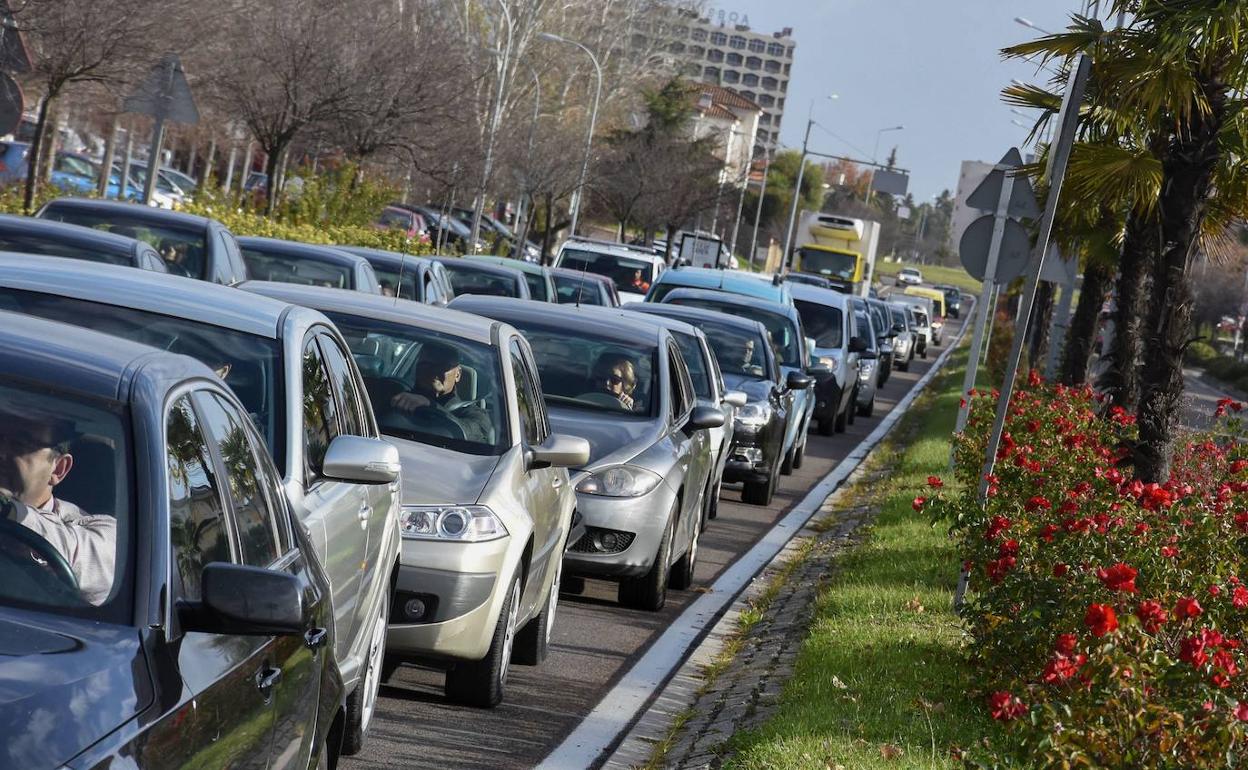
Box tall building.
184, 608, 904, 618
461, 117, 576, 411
665, 10, 796, 153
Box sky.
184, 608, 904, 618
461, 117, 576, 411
713, 0, 1084, 202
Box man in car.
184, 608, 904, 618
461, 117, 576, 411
391, 341, 492, 443
592, 353, 638, 411
0, 414, 116, 606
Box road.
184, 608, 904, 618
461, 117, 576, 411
345, 304, 968, 770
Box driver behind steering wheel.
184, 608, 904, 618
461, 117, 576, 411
390, 340, 491, 443
0, 413, 116, 605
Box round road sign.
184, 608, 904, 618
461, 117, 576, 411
959, 214, 1031, 283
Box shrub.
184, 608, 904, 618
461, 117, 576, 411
927, 375, 1248, 767
1187, 340, 1218, 365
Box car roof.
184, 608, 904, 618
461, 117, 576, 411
241, 281, 497, 344
0, 214, 142, 255
464, 255, 546, 275
549, 266, 612, 285
335, 246, 436, 271
0, 309, 215, 402
236, 237, 371, 269
656, 267, 790, 303
559, 238, 666, 264
0, 253, 293, 337
450, 295, 666, 347
433, 257, 526, 280
38, 197, 216, 231
661, 287, 798, 319
627, 302, 771, 338
788, 282, 852, 309
614, 307, 703, 340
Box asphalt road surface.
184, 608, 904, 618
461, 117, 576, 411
345, 303, 969, 770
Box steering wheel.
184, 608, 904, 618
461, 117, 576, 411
0, 516, 81, 601
385, 406, 467, 440
575, 391, 628, 409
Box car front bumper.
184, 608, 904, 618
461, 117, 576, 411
563, 483, 679, 580
722, 429, 776, 485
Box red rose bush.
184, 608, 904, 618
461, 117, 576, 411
924, 376, 1248, 766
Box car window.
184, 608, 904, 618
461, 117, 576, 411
167, 394, 231, 603
0, 229, 133, 266
522, 271, 548, 301
318, 333, 372, 438
243, 247, 352, 289
667, 347, 691, 419
553, 272, 604, 305
672, 331, 712, 399
701, 321, 768, 379
302, 336, 342, 478
513, 320, 658, 416
195, 392, 281, 567
557, 247, 655, 294
38, 206, 208, 279
793, 299, 843, 349
510, 340, 543, 445
443, 262, 523, 298
854, 309, 877, 351
667, 298, 802, 367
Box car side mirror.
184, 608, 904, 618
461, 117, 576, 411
848, 336, 868, 353
807, 360, 833, 376
785, 370, 813, 391
322, 435, 401, 484
182, 563, 306, 636
722, 390, 748, 408
688, 404, 726, 431
528, 433, 591, 470
861, 349, 879, 360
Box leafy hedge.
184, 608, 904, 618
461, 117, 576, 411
923, 375, 1248, 767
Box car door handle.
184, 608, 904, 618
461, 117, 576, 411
358, 502, 372, 521
304, 627, 329, 650
551, 476, 564, 489
255, 665, 282, 695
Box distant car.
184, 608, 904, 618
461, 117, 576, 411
377, 205, 429, 239
645, 266, 793, 305
550, 266, 621, 307
243, 282, 589, 708
397, 204, 478, 251
789, 284, 863, 435
465, 254, 557, 302
866, 296, 899, 386
552, 237, 667, 304
237, 236, 382, 293
887, 300, 918, 371
36, 197, 249, 285
784, 272, 834, 289
0, 214, 166, 272
902, 293, 940, 348
113, 160, 196, 205
935, 284, 962, 319
896, 267, 923, 286
0, 311, 344, 769
451, 296, 723, 611
0, 256, 403, 755
435, 257, 532, 299
338, 246, 455, 305
849, 296, 881, 418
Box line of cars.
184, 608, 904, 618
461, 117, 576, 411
0, 200, 958, 768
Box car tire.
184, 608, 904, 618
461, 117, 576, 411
834, 403, 849, 433
858, 393, 875, 418
445, 576, 520, 708
514, 559, 560, 666
846, 390, 857, 426
817, 416, 834, 436
742, 471, 775, 506
341, 588, 390, 755
780, 445, 795, 475
707, 479, 721, 520
619, 506, 675, 611
669, 516, 700, 590
921, 347, 928, 359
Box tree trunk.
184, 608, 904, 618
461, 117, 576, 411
663, 224, 677, 265
23, 94, 53, 213
1028, 280, 1055, 370
1135, 85, 1226, 483
1102, 209, 1156, 410
97, 115, 122, 198
541, 193, 554, 265
618, 219, 627, 242
1060, 261, 1113, 386
262, 144, 284, 216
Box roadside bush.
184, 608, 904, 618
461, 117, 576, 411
1186, 340, 1218, 365
926, 375, 1248, 767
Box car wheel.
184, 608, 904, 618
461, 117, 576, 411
847, 390, 857, 425
858, 393, 875, 418
514, 559, 560, 666
444, 576, 520, 708
817, 415, 834, 436
742, 471, 775, 506
780, 444, 795, 475
669, 516, 700, 590
342, 587, 390, 755
707, 479, 721, 520
834, 403, 849, 433
619, 505, 675, 611
921, 347, 928, 359
792, 435, 806, 469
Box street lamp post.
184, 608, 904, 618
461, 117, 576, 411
513, 65, 541, 260
748, 145, 771, 269
469, 0, 513, 255
780, 95, 837, 274
872, 125, 904, 165
539, 32, 601, 241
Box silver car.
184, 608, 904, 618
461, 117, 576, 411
450, 296, 724, 611
244, 282, 589, 708
849, 297, 881, 418
788, 284, 862, 435
0, 256, 401, 755
887, 300, 918, 371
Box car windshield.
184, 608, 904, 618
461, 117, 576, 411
443, 263, 522, 297
553, 273, 605, 305
794, 299, 843, 348
379, 209, 416, 231
559, 247, 657, 295
701, 321, 770, 380
868, 304, 890, 339
0, 378, 132, 622
0, 288, 285, 468
511, 321, 657, 416
521, 271, 549, 301
0, 227, 133, 267
323, 312, 508, 455
370, 265, 419, 300
242, 247, 354, 290
40, 206, 208, 280
912, 309, 930, 327
797, 247, 857, 280
672, 331, 712, 399
667, 298, 802, 367
891, 306, 909, 328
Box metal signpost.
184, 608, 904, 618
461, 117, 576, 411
1043, 246, 1080, 379
123, 54, 199, 206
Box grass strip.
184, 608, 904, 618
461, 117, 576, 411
873, 261, 982, 296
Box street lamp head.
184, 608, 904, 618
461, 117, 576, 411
827, 94, 839, 100
1014, 16, 1053, 34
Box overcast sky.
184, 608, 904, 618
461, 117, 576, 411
713, 0, 1085, 202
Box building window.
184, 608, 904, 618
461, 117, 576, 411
688, 45, 705, 57
748, 39, 765, 53
669, 42, 685, 54
729, 35, 746, 49
767, 42, 785, 56
707, 48, 724, 62
759, 94, 775, 107
765, 59, 781, 73
780, 80, 788, 92
778, 97, 785, 110
685, 63, 702, 77
745, 56, 761, 70
773, 115, 781, 129
691, 28, 707, 42
726, 52, 743, 66
722, 70, 739, 84
742, 73, 758, 86
786, 46, 795, 58
759, 113, 771, 125
740, 90, 757, 101
674, 25, 688, 37
710, 31, 727, 45
784, 63, 791, 75
703, 66, 720, 82
761, 76, 777, 90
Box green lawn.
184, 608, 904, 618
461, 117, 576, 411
873, 260, 982, 296
725, 342, 1003, 769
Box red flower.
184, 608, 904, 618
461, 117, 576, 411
1055, 633, 1078, 656
984, 515, 1011, 542
1210, 585, 1222, 597
1233, 587, 1248, 609
927, 475, 944, 488
998, 539, 1019, 559
1038, 523, 1059, 543
1136, 601, 1168, 633
1160, 546, 1180, 559
1236, 703, 1248, 722
1232, 459, 1248, 474
1025, 495, 1052, 512
912, 496, 926, 512
1053, 563, 1069, 578
988, 691, 1027, 721
1041, 652, 1087, 684
1096, 563, 1138, 594
985, 556, 1016, 584
1175, 596, 1204, 620
1028, 369, 1042, 387
1084, 604, 1119, 637
1181, 636, 1210, 667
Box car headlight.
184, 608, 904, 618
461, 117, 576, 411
575, 464, 663, 497
734, 401, 773, 434
400, 505, 507, 542
817, 355, 838, 369
859, 360, 877, 382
